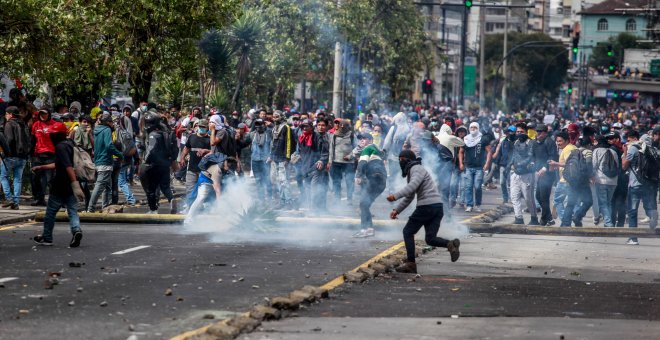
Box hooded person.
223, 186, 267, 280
353, 133, 387, 238
32, 122, 85, 248
436, 124, 465, 205
382, 112, 411, 191
140, 112, 177, 214
270, 110, 296, 209
328, 119, 357, 203
69, 101, 82, 120
567, 123, 580, 145
87, 112, 124, 212
247, 119, 273, 201
385, 150, 460, 274
459, 122, 492, 212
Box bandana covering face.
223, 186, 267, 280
464, 122, 482, 147
299, 129, 313, 147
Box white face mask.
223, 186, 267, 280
470, 129, 479, 136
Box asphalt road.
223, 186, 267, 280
244, 234, 660, 339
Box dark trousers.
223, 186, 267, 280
302, 169, 328, 210
31, 153, 55, 202
402, 203, 449, 262
611, 184, 627, 227
561, 184, 592, 226
140, 165, 172, 211
535, 177, 554, 223
252, 160, 272, 201
330, 162, 355, 200
359, 174, 386, 228
111, 161, 120, 205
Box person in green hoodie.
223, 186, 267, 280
87, 112, 123, 212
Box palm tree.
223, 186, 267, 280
228, 10, 264, 110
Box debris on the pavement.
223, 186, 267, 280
217, 278, 223, 283
19, 309, 29, 314
164, 288, 173, 296
238, 277, 244, 282
77, 287, 83, 292
451, 288, 460, 292
176, 297, 184, 301
100, 301, 108, 307
312, 327, 322, 332
68, 301, 75, 306
69, 262, 84, 267
128, 324, 135, 332
450, 315, 459, 319
203, 314, 215, 319
252, 285, 260, 289
570, 271, 580, 276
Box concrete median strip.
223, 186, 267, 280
469, 224, 660, 238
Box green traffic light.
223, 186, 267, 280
567, 89, 573, 94
465, 0, 472, 7
607, 51, 613, 57
572, 48, 578, 53
609, 65, 615, 71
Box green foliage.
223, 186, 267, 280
484, 32, 569, 109
589, 33, 653, 70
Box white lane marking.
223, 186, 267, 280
112, 245, 151, 255
0, 277, 19, 283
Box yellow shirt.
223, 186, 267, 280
559, 144, 577, 182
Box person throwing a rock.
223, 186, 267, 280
387, 150, 460, 274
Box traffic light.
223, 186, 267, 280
465, 0, 473, 9
567, 83, 573, 94
571, 36, 579, 54
607, 44, 613, 57
422, 79, 433, 94
608, 63, 616, 73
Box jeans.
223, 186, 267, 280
31, 153, 55, 202
118, 164, 136, 205
111, 161, 121, 205
88, 170, 113, 211
270, 161, 291, 203
510, 172, 536, 219
402, 203, 450, 262
536, 176, 554, 223
185, 183, 215, 224
499, 166, 510, 202
627, 185, 658, 229
1, 157, 26, 204
449, 167, 461, 204
387, 159, 401, 192
462, 167, 484, 207
252, 160, 272, 201
185, 171, 200, 207
595, 183, 616, 227
553, 182, 568, 220
437, 160, 454, 204
359, 174, 386, 228
302, 169, 328, 210
561, 184, 593, 226
330, 163, 355, 200
42, 193, 81, 242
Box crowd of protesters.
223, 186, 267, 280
1, 85, 659, 248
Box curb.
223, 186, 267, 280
34, 212, 183, 224
469, 224, 660, 238
0, 215, 35, 226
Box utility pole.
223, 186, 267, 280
501, 0, 509, 107
459, 6, 468, 106
332, 0, 343, 117
478, 6, 486, 108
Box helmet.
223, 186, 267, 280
144, 112, 161, 130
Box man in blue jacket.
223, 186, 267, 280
87, 112, 123, 212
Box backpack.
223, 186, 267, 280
564, 149, 590, 186
632, 144, 660, 183
116, 126, 136, 158
162, 129, 179, 162
600, 149, 618, 178
511, 140, 534, 175
73, 144, 96, 182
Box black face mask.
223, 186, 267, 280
517, 134, 528, 142
399, 159, 411, 175
256, 126, 265, 133
507, 134, 516, 141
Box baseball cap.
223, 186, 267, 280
358, 133, 373, 140
197, 119, 209, 128
535, 124, 548, 132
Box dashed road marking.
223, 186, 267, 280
111, 245, 151, 255
0, 277, 19, 283
0, 221, 38, 231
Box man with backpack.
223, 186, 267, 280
113, 113, 137, 206
559, 136, 593, 227
622, 130, 658, 245
592, 135, 619, 228
509, 123, 539, 225
549, 131, 577, 223
140, 112, 177, 214
87, 112, 124, 212
328, 119, 356, 204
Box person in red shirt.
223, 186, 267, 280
30, 109, 58, 206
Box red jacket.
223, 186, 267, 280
31, 119, 58, 155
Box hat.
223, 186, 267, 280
254, 118, 264, 126
50, 122, 68, 135
5, 106, 19, 115
535, 124, 548, 132
399, 149, 417, 160
197, 119, 209, 128
623, 120, 633, 127
209, 114, 224, 128
99, 112, 113, 124
612, 122, 623, 129
507, 125, 516, 133
605, 131, 619, 139
653, 127, 660, 135
358, 133, 373, 140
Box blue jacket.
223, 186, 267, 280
93, 124, 123, 166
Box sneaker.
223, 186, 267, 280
544, 220, 555, 226
69, 232, 83, 248
147, 210, 158, 215
352, 228, 375, 238
10, 203, 19, 210
572, 219, 583, 227
594, 214, 602, 225
169, 199, 178, 214
528, 217, 541, 226
626, 238, 640, 245
31, 200, 47, 207
474, 206, 482, 212
33, 235, 53, 246
513, 217, 524, 225
396, 261, 417, 273
447, 239, 460, 262
1, 201, 13, 208
465, 206, 473, 212
640, 217, 650, 224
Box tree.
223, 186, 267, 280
228, 10, 265, 110
589, 32, 653, 71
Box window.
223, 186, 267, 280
486, 22, 494, 32
626, 19, 637, 31
597, 18, 608, 31
562, 25, 571, 38
557, 7, 563, 14
486, 8, 506, 15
